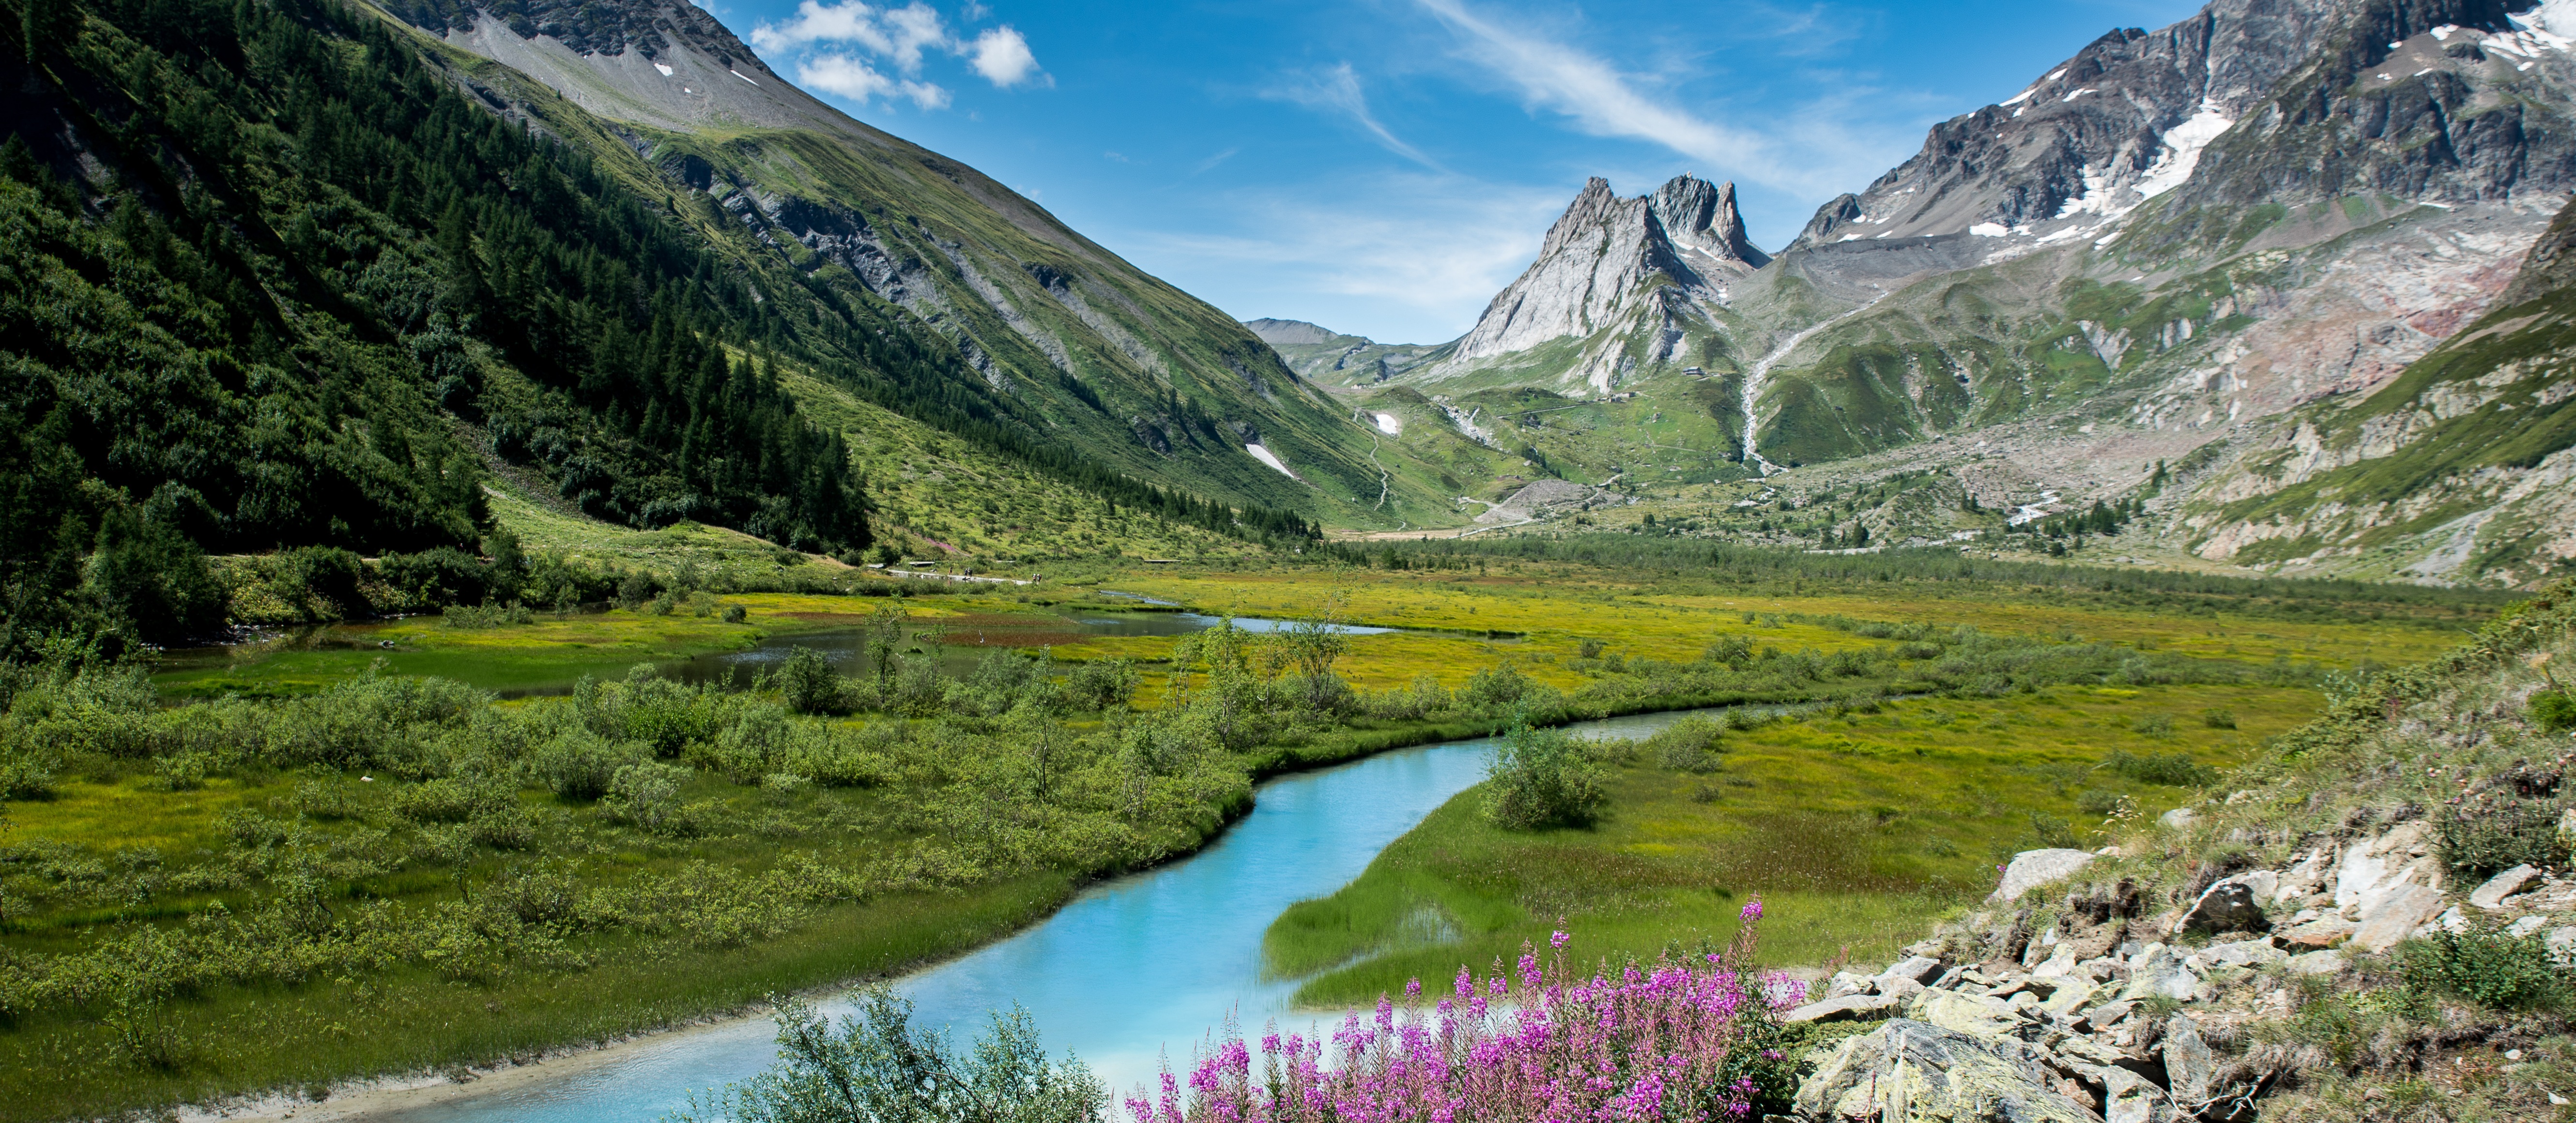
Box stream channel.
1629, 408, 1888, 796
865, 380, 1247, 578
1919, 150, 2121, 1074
368, 706, 1733, 1122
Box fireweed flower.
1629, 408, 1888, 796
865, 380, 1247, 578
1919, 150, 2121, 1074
1131, 910, 1791, 1123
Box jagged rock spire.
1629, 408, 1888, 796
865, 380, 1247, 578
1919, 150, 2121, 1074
1449, 174, 1764, 364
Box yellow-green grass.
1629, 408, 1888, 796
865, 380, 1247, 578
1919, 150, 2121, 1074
0, 872, 1073, 1122
1265, 684, 2315, 1006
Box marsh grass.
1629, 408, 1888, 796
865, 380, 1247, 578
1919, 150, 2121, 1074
1267, 684, 2307, 1005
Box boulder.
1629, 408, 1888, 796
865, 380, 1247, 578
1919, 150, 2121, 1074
1911, 989, 2034, 1040
1783, 992, 1905, 1024
2352, 883, 2445, 952
2101, 1065, 2177, 1123
2285, 950, 2344, 975
2510, 915, 2549, 938
2031, 944, 2082, 979
2159, 807, 2195, 831
2471, 864, 2542, 910
2119, 943, 2200, 1002
1994, 849, 2098, 903
2551, 927, 2576, 959
1824, 971, 1874, 998
2191, 941, 2287, 971
1880, 955, 1947, 985
2177, 876, 2271, 935
1794, 1018, 2105, 1123
2039, 978, 2102, 1018
2278, 918, 2353, 949
2273, 849, 2333, 903
2161, 1016, 2214, 1106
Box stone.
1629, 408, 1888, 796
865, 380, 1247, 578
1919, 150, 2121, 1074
2510, 915, 2549, 938
2039, 978, 2102, 1018
2285, 950, 2344, 975
2102, 1065, 2177, 1123
2472, 864, 2543, 910
1910, 989, 2032, 1039
2191, 941, 2287, 971
1880, 955, 1946, 985
2178, 876, 2272, 935
2159, 806, 2196, 831
2085, 999, 2140, 1026
1794, 1019, 2103, 1123
1993, 849, 2098, 903
2032, 945, 2082, 978
2353, 883, 2446, 952
2549, 927, 2576, 959
2274, 849, 2333, 903
2162, 1016, 2214, 1105
2119, 943, 2200, 1002
1783, 992, 1904, 1024
2279, 918, 2354, 949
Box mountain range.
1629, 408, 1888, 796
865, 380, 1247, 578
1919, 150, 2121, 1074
7, 0, 2575, 633
1312, 0, 2576, 585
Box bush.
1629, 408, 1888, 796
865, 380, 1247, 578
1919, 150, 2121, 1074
1646, 716, 1724, 774
2537, 691, 2576, 733
775, 648, 849, 716
1460, 663, 1533, 710
2201, 707, 2238, 729
2076, 789, 2126, 816
722, 603, 749, 624
604, 761, 694, 835
391, 776, 513, 823
1484, 723, 1608, 830
1061, 659, 1138, 712
2132, 713, 2174, 736
528, 729, 645, 799
2403, 925, 2571, 1010
2103, 749, 2218, 787
2436, 797, 2569, 879
672, 992, 1104, 1123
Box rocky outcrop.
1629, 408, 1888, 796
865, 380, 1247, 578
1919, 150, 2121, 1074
1441, 175, 1763, 370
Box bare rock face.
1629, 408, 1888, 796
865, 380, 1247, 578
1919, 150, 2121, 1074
2178, 875, 2272, 934
1994, 849, 2100, 903
1445, 175, 1764, 367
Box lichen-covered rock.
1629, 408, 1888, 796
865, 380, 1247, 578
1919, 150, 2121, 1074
2101, 1065, 2177, 1123
2118, 943, 2201, 1002
1784, 992, 1906, 1024
1912, 989, 2036, 1040
1795, 1018, 2104, 1123
2177, 876, 2271, 935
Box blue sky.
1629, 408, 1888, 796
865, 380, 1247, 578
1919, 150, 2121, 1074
707, 0, 2205, 343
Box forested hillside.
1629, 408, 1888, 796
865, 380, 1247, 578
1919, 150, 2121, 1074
0, 0, 1315, 652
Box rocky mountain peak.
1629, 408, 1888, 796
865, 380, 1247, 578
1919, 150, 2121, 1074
1445, 174, 1765, 368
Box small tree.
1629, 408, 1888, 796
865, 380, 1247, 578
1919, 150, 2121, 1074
1484, 721, 1608, 830
672, 991, 1104, 1123
776, 647, 848, 715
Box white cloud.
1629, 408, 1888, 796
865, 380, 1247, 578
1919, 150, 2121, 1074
1267, 63, 1436, 168
968, 25, 1045, 87
1119, 176, 1566, 342
795, 54, 950, 108
1412, 0, 1826, 191
754, 2, 1042, 94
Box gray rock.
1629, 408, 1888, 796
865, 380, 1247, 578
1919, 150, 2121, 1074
1993, 849, 2098, 903
2285, 950, 2344, 975
2084, 999, 2140, 1027
2102, 1065, 2177, 1123
2549, 927, 2576, 960
2159, 807, 2195, 831
2353, 883, 2445, 952
1880, 955, 1947, 985
1783, 992, 1905, 1024
1794, 1018, 2103, 1123
2178, 876, 2271, 935
1910, 989, 2033, 1040
2039, 978, 2102, 1018
2509, 915, 2549, 939
2471, 864, 2542, 910
2119, 943, 2200, 1002
2191, 941, 2287, 971
2162, 1016, 2214, 1106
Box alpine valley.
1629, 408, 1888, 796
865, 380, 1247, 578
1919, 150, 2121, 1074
1304, 0, 2576, 587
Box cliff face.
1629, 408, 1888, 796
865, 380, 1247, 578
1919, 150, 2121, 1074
1444, 175, 1763, 368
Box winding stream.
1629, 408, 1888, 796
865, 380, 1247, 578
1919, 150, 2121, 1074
370, 707, 1730, 1122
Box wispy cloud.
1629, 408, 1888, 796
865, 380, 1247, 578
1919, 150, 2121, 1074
751, 0, 1044, 104
1192, 147, 1241, 175
1266, 63, 1437, 169
1411, 0, 1798, 186
1121, 176, 1567, 341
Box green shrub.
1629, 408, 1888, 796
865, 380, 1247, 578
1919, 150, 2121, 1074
529, 729, 645, 799
2076, 789, 2126, 816
1460, 662, 1533, 710
2436, 798, 2569, 879
2403, 926, 2571, 1010
776, 648, 849, 716
722, 604, 749, 624
2536, 690, 2576, 733
1484, 723, 1607, 830
2103, 749, 2219, 787
2132, 713, 2174, 736
1645, 716, 1724, 774
2201, 708, 2238, 729
605, 762, 694, 835
1062, 659, 1138, 712
391, 776, 512, 823
671, 992, 1103, 1123
2028, 812, 2080, 849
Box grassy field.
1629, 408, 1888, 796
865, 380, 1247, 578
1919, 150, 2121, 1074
4, 546, 2508, 1120
1263, 683, 2315, 1005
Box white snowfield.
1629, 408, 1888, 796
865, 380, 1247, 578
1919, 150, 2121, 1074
1244, 443, 1297, 479
1372, 412, 1402, 436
